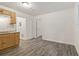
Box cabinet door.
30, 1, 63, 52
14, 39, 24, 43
14, 33, 20, 45
0, 37, 2, 50
10, 12, 16, 24
0, 8, 11, 15
9, 33, 20, 46
9, 33, 15, 46
2, 34, 16, 49
0, 8, 3, 14
3, 10, 11, 16
2, 34, 10, 49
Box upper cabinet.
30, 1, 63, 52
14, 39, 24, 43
10, 12, 16, 24
0, 9, 11, 15
0, 8, 16, 24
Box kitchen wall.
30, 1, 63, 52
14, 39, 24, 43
38, 8, 75, 45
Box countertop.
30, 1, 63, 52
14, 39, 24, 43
0, 31, 19, 34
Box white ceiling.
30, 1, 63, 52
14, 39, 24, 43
0, 2, 75, 16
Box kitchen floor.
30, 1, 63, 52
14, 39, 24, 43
0, 36, 78, 56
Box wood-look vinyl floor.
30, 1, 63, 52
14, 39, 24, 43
0, 37, 78, 56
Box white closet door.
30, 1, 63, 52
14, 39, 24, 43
16, 17, 27, 40
26, 17, 33, 39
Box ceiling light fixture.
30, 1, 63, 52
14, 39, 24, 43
19, 2, 32, 8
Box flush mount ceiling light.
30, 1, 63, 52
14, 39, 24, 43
18, 2, 32, 8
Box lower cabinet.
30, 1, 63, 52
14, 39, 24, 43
2, 34, 11, 49
14, 33, 20, 45
0, 32, 20, 50
9, 33, 16, 46
0, 38, 2, 50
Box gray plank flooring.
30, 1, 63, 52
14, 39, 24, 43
0, 37, 78, 56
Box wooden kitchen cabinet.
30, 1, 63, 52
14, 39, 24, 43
14, 33, 20, 45
9, 33, 15, 46
0, 8, 11, 16
10, 12, 16, 24
3, 10, 11, 16
0, 32, 20, 50
0, 8, 3, 14
0, 36, 2, 50
9, 32, 20, 45
0, 34, 10, 49
2, 34, 11, 49
0, 8, 16, 24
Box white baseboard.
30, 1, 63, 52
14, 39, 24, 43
43, 38, 74, 45
74, 43, 79, 55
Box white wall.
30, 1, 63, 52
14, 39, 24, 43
39, 8, 75, 45
74, 3, 79, 55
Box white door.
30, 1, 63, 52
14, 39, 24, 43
16, 17, 27, 40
